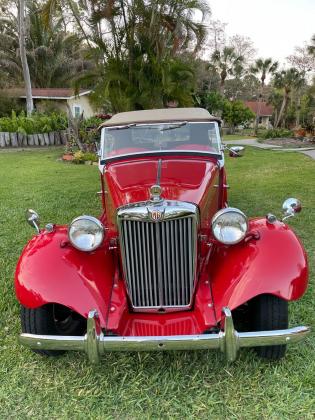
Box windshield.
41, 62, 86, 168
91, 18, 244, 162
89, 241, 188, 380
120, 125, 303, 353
101, 122, 221, 160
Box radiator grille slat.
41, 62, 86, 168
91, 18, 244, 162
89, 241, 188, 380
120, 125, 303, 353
120, 217, 196, 309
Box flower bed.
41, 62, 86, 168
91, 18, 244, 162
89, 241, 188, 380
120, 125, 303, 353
259, 137, 315, 148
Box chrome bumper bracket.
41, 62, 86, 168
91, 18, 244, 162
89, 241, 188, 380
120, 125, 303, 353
19, 308, 311, 364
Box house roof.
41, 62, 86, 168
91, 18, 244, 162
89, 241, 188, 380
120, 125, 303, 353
101, 108, 221, 127
244, 101, 273, 116
7, 88, 91, 100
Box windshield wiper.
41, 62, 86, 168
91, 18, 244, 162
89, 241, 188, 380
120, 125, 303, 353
108, 123, 137, 131
159, 122, 187, 131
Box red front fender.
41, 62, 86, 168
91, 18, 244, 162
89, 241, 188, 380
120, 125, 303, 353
15, 227, 115, 327
209, 218, 308, 321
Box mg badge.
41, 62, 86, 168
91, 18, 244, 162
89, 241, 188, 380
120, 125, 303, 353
150, 209, 163, 221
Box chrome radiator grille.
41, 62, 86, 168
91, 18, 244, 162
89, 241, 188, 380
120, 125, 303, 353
119, 215, 197, 310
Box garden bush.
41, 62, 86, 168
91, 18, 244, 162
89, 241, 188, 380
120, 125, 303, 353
0, 111, 68, 134
258, 128, 293, 139
72, 150, 98, 164
0, 95, 24, 117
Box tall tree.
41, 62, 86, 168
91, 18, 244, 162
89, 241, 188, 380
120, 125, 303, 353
18, 0, 33, 115
209, 47, 244, 95
250, 58, 278, 133
307, 34, 315, 56
287, 46, 315, 74
71, 0, 211, 111
229, 35, 257, 66
0, 2, 91, 88
273, 68, 305, 128
206, 19, 226, 55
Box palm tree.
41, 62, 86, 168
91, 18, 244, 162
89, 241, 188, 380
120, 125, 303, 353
26, 9, 91, 88
41, 0, 209, 110
267, 90, 283, 128
273, 68, 305, 128
209, 47, 244, 95
250, 58, 278, 133
73, 0, 210, 111
0, 3, 91, 88
18, 0, 33, 115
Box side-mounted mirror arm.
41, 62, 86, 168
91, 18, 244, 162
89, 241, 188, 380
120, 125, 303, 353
25, 209, 40, 234
266, 198, 302, 224
282, 198, 302, 222
222, 144, 245, 158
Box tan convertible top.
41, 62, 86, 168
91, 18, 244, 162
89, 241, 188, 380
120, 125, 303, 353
101, 107, 221, 127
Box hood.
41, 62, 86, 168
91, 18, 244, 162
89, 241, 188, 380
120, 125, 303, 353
104, 156, 220, 228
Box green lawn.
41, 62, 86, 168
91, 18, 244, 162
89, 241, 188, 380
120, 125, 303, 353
0, 147, 314, 418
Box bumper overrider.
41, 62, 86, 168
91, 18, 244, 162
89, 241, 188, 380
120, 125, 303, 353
19, 308, 310, 364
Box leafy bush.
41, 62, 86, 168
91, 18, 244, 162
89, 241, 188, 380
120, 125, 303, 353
82, 152, 98, 162
79, 116, 103, 148
258, 128, 293, 139
72, 150, 85, 164
222, 100, 255, 130
0, 95, 24, 117
72, 150, 98, 164
0, 112, 68, 134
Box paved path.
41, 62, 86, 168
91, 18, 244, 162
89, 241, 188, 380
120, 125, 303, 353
224, 138, 281, 149
300, 149, 315, 159
224, 138, 315, 160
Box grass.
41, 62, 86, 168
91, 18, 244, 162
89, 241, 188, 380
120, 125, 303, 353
0, 147, 314, 419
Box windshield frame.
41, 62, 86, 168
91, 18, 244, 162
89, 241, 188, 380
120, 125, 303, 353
100, 121, 223, 164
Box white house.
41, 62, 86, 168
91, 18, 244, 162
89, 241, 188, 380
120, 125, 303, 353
9, 88, 96, 118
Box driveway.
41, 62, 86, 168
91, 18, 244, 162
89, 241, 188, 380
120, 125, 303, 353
224, 138, 315, 159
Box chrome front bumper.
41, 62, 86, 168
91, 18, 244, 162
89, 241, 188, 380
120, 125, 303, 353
19, 308, 310, 363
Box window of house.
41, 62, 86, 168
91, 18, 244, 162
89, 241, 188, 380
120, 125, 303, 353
73, 105, 81, 118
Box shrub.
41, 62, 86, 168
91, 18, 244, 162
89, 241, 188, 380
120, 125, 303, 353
222, 100, 255, 131
79, 116, 103, 150
0, 111, 68, 134
73, 150, 85, 164
82, 152, 98, 162
258, 128, 293, 139
0, 95, 24, 117
72, 150, 98, 164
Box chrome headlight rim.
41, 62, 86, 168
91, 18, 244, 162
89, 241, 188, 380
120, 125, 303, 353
68, 215, 104, 252
212, 207, 248, 245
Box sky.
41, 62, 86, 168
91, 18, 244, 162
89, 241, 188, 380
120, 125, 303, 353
208, 0, 315, 65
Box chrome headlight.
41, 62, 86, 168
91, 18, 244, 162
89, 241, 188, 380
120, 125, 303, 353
212, 208, 248, 245
68, 216, 104, 251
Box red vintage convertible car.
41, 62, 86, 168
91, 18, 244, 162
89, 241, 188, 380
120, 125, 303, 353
16, 108, 310, 363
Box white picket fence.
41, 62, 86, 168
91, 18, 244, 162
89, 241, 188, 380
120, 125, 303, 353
0, 130, 70, 148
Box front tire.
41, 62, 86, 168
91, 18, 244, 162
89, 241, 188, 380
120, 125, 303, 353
21, 304, 86, 357
251, 294, 288, 360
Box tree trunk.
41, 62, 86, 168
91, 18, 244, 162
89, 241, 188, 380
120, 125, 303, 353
18, 0, 33, 116
296, 95, 301, 127
275, 94, 288, 128
254, 91, 263, 135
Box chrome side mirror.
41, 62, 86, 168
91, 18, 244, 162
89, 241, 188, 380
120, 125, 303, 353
222, 144, 245, 158
282, 198, 302, 221
229, 146, 245, 157
25, 209, 40, 234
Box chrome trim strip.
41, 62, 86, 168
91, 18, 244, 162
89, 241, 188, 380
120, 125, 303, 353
19, 309, 311, 364
156, 159, 162, 185
117, 200, 199, 223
